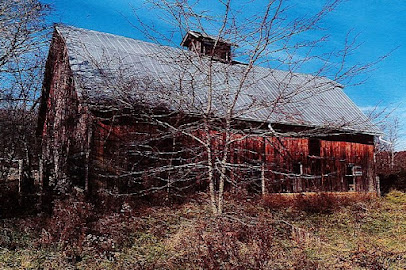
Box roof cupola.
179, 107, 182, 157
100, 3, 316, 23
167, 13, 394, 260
181, 31, 233, 62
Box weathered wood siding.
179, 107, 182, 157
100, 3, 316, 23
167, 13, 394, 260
38, 31, 92, 192
90, 119, 376, 194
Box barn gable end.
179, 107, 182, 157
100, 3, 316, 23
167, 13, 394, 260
38, 29, 92, 193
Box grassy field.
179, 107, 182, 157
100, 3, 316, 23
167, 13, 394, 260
0, 191, 405, 269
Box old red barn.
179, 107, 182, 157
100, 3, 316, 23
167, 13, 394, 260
37, 25, 381, 196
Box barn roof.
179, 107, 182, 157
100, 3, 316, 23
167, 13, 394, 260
54, 24, 381, 135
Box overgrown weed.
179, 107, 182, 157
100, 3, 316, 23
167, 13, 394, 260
0, 191, 405, 269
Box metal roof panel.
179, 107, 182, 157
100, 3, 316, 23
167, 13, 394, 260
55, 24, 381, 135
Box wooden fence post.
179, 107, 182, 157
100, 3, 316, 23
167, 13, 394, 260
18, 159, 23, 195
376, 176, 381, 197
38, 158, 43, 190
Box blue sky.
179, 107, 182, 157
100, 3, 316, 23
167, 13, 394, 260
41, 0, 406, 150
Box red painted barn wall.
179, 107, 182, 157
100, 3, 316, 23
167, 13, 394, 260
90, 119, 376, 194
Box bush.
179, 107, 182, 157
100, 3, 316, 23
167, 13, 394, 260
385, 190, 406, 204
88, 202, 141, 253
293, 193, 349, 214
350, 249, 403, 269
262, 193, 294, 210
166, 216, 278, 269
40, 197, 95, 249
263, 192, 375, 214
0, 188, 20, 218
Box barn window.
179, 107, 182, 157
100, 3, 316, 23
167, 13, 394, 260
309, 138, 320, 156
353, 166, 363, 176
345, 164, 362, 191
293, 162, 303, 175
345, 164, 362, 177
346, 164, 353, 176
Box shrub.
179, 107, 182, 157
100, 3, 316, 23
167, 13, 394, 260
262, 193, 294, 210
385, 190, 406, 204
40, 197, 95, 249
349, 249, 404, 269
167, 216, 278, 269
0, 188, 20, 218
293, 193, 353, 214
88, 202, 141, 253
262, 192, 360, 214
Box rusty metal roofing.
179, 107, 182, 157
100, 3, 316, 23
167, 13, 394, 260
54, 24, 381, 135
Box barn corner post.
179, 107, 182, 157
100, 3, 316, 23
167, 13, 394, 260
84, 116, 93, 195
37, 143, 51, 208
372, 143, 380, 196
38, 157, 43, 192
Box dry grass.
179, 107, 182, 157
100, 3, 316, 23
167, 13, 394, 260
0, 191, 405, 269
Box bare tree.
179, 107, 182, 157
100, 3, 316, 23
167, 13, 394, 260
43, 0, 382, 215
0, 0, 49, 185
375, 113, 399, 174
126, 0, 380, 214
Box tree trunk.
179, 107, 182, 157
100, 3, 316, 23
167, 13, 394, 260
217, 121, 231, 215
207, 146, 217, 215
261, 162, 266, 196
